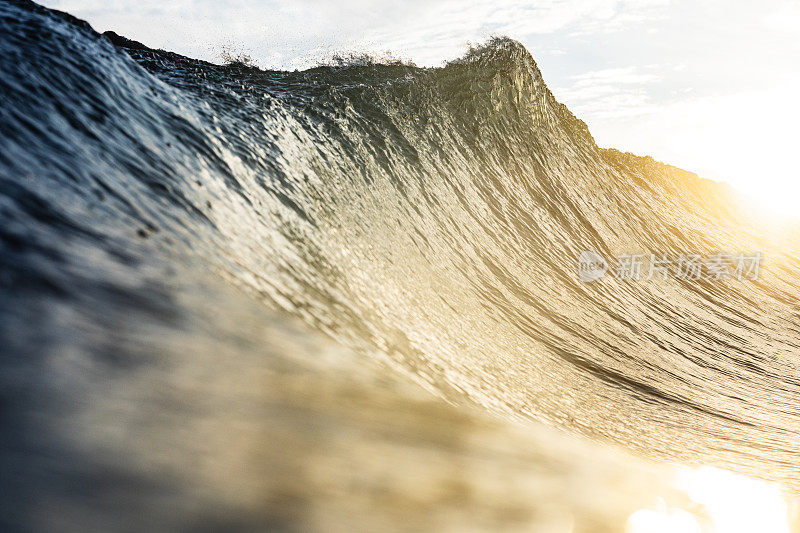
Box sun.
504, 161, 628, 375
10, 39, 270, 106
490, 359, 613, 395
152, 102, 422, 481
736, 182, 799, 223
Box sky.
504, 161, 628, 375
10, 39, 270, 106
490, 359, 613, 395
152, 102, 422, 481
43, 0, 800, 217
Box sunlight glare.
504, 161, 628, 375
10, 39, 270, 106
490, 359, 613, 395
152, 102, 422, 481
627, 466, 790, 533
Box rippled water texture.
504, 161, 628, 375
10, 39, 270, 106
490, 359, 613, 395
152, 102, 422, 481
1, 0, 799, 530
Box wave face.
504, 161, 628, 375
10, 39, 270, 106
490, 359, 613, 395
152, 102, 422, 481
2, 0, 800, 530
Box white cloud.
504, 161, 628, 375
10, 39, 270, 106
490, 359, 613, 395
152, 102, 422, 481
42, 0, 667, 68
553, 66, 662, 119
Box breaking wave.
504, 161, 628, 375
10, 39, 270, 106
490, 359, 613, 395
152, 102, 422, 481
1, 0, 799, 530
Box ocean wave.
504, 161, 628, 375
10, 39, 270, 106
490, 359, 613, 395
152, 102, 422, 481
2, 0, 800, 530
